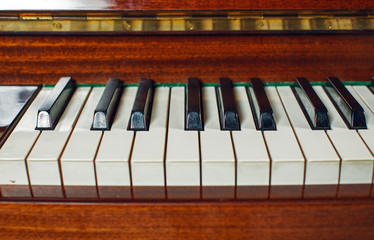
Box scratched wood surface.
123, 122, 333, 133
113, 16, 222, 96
0, 0, 374, 11
0, 34, 373, 85
0, 199, 373, 240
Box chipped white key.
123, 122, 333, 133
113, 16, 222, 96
263, 87, 304, 198
95, 87, 137, 198
313, 86, 374, 185
60, 87, 105, 198
231, 86, 269, 199
131, 87, 170, 199
165, 87, 200, 199
27, 87, 90, 197
200, 87, 235, 199
0, 88, 51, 197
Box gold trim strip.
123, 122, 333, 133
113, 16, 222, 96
0, 11, 373, 33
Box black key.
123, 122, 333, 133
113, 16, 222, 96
216, 78, 240, 130
248, 78, 276, 130
324, 77, 366, 129
293, 77, 330, 130
36, 77, 76, 130
92, 78, 123, 130
185, 78, 203, 130
128, 78, 154, 131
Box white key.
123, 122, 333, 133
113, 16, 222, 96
348, 86, 374, 183
263, 87, 304, 186
131, 87, 169, 198
277, 86, 340, 185
26, 87, 90, 197
351, 86, 374, 133
60, 87, 105, 197
353, 86, 374, 116
200, 87, 235, 198
231, 87, 269, 186
95, 87, 137, 198
0, 88, 51, 196
313, 86, 374, 184
166, 87, 199, 185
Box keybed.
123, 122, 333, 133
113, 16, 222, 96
0, 78, 373, 199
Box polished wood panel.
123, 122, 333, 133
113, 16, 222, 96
1, 0, 374, 11
0, 199, 373, 239
0, 34, 373, 84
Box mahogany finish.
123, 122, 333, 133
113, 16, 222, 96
0, 34, 373, 85
1, 0, 374, 11
0, 199, 373, 240
1, 1, 374, 238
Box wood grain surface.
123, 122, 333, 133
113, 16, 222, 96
0, 199, 373, 240
1, 0, 374, 11
0, 34, 373, 85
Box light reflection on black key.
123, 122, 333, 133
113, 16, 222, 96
248, 78, 276, 131
324, 77, 366, 129
185, 78, 203, 131
128, 78, 154, 131
36, 77, 76, 130
216, 78, 240, 130
92, 78, 123, 130
293, 77, 330, 130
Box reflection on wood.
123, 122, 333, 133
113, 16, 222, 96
1, 35, 373, 85
1, 184, 372, 200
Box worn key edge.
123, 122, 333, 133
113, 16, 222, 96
324, 77, 367, 129
293, 77, 330, 130
185, 77, 204, 131
217, 78, 240, 131
92, 78, 123, 131
36, 77, 76, 130
248, 78, 276, 131
128, 78, 154, 131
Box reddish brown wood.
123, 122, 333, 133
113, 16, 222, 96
1, 0, 374, 11
0, 34, 373, 85
0, 199, 373, 240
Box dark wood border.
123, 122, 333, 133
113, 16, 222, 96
1, 34, 373, 84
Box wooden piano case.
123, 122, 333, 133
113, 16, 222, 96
0, 0, 374, 239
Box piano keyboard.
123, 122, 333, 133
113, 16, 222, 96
0, 77, 374, 200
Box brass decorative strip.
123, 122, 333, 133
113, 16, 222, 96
0, 11, 373, 33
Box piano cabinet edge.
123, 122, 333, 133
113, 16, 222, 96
0, 199, 373, 240
1, 0, 374, 11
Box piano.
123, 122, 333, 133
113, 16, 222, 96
0, 0, 374, 239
